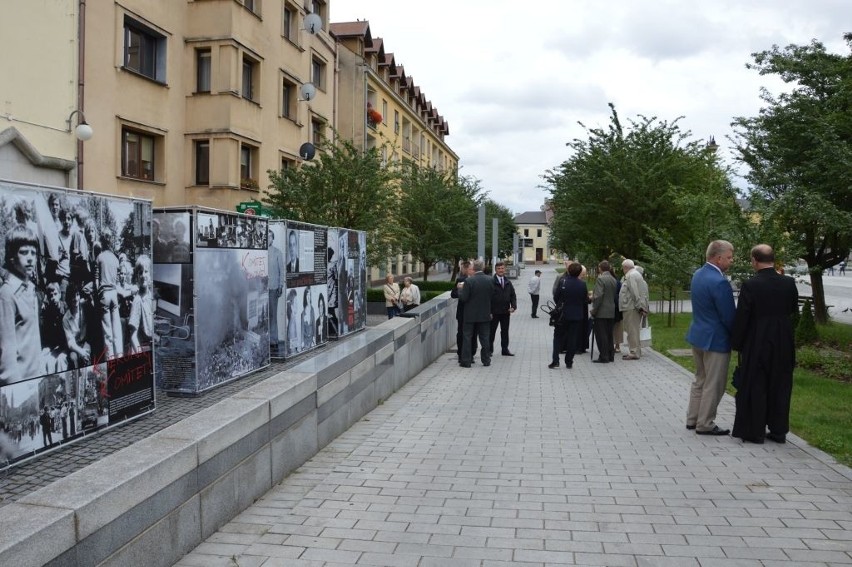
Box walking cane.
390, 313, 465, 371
589, 317, 594, 360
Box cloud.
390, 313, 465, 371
332, 0, 851, 214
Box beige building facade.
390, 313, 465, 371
1, 2, 459, 281
514, 210, 553, 264
0, 0, 79, 188
2, 0, 336, 209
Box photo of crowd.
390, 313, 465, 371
196, 211, 266, 249
0, 181, 153, 466
194, 248, 269, 391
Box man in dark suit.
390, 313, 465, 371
450, 260, 476, 362
550, 262, 588, 369
490, 261, 517, 356
459, 259, 494, 367
685, 240, 736, 436
731, 244, 799, 444
286, 229, 300, 273
591, 260, 618, 363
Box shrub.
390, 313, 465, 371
796, 299, 819, 346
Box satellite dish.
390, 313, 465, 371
299, 83, 316, 101
299, 142, 316, 161
304, 13, 322, 34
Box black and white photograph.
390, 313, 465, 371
0, 180, 154, 468
333, 228, 367, 337
267, 223, 286, 357
194, 247, 269, 392
152, 210, 191, 263
279, 221, 327, 357
326, 228, 340, 338
152, 262, 194, 392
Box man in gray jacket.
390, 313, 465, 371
619, 259, 650, 359
591, 260, 617, 362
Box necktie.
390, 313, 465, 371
499, 277, 504, 287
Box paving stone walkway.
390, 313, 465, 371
175, 267, 852, 567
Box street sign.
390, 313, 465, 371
236, 200, 270, 217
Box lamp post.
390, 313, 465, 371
66, 109, 93, 189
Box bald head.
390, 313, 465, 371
751, 244, 775, 267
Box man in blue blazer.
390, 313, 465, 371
685, 240, 736, 435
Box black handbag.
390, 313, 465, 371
540, 300, 563, 327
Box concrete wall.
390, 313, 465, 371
0, 294, 456, 567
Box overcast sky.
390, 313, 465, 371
330, 1, 849, 216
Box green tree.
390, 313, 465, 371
482, 199, 517, 266
732, 34, 852, 323
399, 163, 479, 281
265, 137, 402, 267
397, 164, 481, 280
544, 104, 737, 262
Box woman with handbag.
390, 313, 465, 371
400, 277, 421, 312
382, 274, 401, 319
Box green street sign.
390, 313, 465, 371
236, 200, 270, 217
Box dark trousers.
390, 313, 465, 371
490, 313, 511, 353
593, 317, 615, 361
456, 314, 477, 359
461, 321, 491, 365
530, 294, 539, 316
552, 320, 580, 365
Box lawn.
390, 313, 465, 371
649, 312, 852, 468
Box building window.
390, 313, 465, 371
282, 4, 296, 41
123, 17, 166, 82
195, 140, 210, 185
523, 229, 529, 237
281, 156, 295, 171
281, 77, 296, 119
196, 48, 211, 93
240, 144, 258, 188
311, 118, 324, 146
122, 129, 156, 181
242, 55, 258, 101
382, 100, 388, 125
243, 0, 257, 14
310, 0, 326, 30
311, 57, 325, 90
394, 110, 400, 134
537, 229, 543, 238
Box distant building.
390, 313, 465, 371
514, 210, 552, 264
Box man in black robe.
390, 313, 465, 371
730, 244, 799, 444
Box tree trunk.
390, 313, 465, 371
808, 270, 829, 324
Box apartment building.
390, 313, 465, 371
1, 0, 335, 210
0, 1, 459, 237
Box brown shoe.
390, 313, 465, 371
622, 354, 640, 360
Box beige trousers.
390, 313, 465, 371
622, 309, 642, 356
686, 348, 731, 431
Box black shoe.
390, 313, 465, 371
686, 424, 696, 430
592, 359, 608, 363
502, 351, 514, 356
741, 436, 764, 444
766, 432, 786, 443
459, 363, 471, 368
531, 315, 538, 318
548, 362, 559, 369
696, 425, 729, 436
482, 360, 491, 367
566, 362, 573, 369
